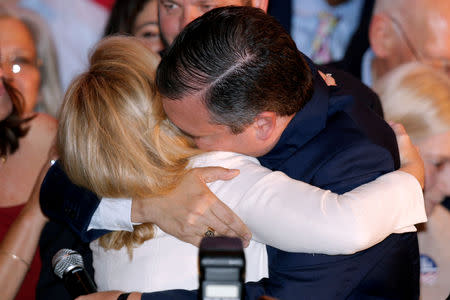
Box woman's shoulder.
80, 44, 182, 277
189, 151, 261, 169
191, 151, 274, 195
23, 113, 57, 152
27, 113, 58, 133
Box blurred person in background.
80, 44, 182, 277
375, 62, 450, 216
0, 49, 57, 300
19, 0, 113, 91
268, 0, 376, 78
0, 4, 59, 299
374, 62, 450, 300
268, 0, 367, 64
362, 0, 450, 86
157, 0, 269, 48
0, 4, 62, 117
104, 0, 163, 54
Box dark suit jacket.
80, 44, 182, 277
245, 62, 418, 300
38, 60, 419, 299
267, 0, 292, 33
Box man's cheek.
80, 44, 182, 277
161, 17, 181, 43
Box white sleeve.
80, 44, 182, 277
233, 170, 427, 254
88, 197, 135, 231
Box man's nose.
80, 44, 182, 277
181, 6, 202, 28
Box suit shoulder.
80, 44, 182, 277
320, 65, 383, 117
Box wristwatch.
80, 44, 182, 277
117, 293, 131, 300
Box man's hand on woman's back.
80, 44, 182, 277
131, 167, 252, 247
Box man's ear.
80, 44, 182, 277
252, 0, 269, 12
252, 111, 276, 141
369, 14, 397, 58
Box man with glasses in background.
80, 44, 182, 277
362, 0, 450, 87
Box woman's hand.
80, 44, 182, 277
390, 122, 425, 189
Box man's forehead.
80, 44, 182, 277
162, 95, 214, 135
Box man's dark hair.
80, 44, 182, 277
156, 6, 313, 133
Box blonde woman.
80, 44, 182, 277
57, 36, 426, 299
374, 61, 450, 300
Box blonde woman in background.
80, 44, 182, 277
374, 61, 450, 300
375, 62, 450, 216
57, 36, 427, 299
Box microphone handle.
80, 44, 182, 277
63, 266, 97, 299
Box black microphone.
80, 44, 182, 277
52, 248, 97, 299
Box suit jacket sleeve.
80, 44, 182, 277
36, 221, 95, 300
40, 161, 108, 242
140, 290, 197, 300
313, 139, 395, 194
139, 282, 268, 300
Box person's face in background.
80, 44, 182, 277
0, 65, 13, 121
0, 17, 40, 114
157, 0, 254, 47
133, 0, 164, 53
376, 0, 450, 78
417, 131, 450, 215
418, 4, 450, 76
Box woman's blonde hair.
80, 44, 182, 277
0, 4, 62, 117
374, 62, 450, 142
57, 36, 199, 256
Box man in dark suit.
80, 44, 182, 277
39, 6, 420, 300
144, 7, 418, 299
